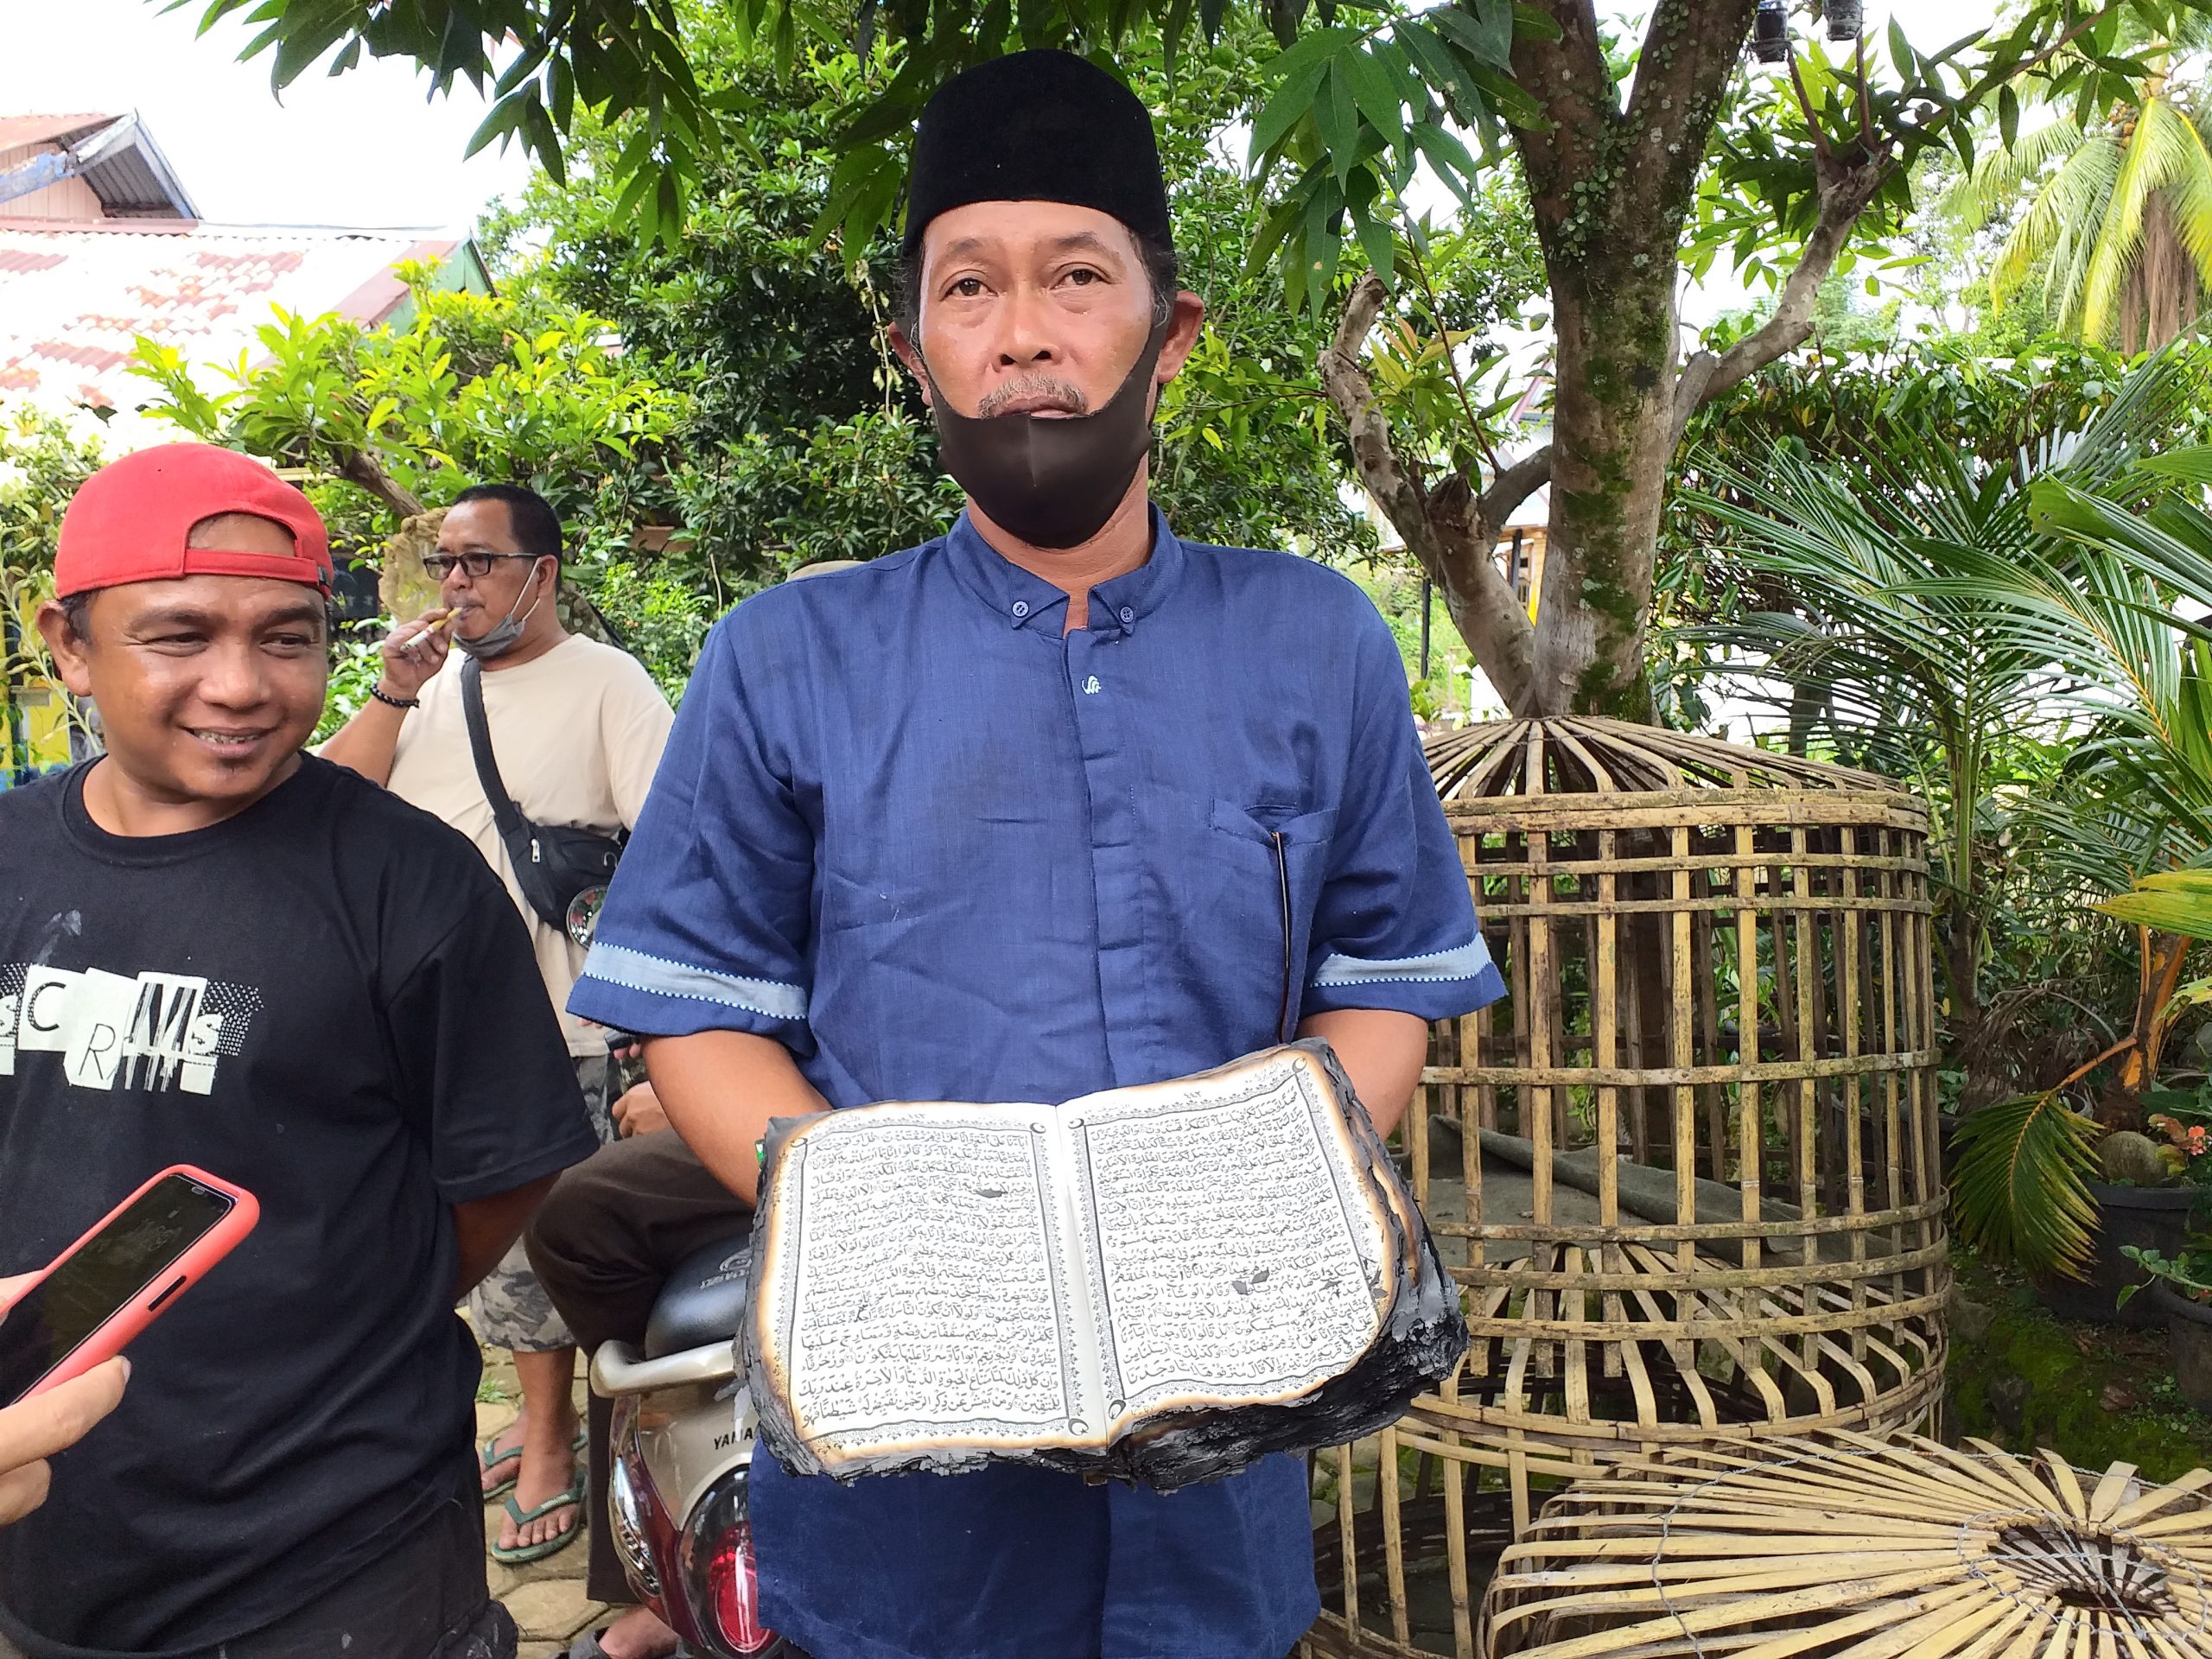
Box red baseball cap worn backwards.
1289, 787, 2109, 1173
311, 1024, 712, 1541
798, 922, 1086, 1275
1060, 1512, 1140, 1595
54, 442, 333, 599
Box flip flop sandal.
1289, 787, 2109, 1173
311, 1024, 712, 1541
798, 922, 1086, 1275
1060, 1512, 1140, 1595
480, 1425, 588, 1502
478, 1432, 524, 1501
491, 1467, 588, 1566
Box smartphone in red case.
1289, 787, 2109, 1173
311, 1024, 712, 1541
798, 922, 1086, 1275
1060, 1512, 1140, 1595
0, 1165, 258, 1407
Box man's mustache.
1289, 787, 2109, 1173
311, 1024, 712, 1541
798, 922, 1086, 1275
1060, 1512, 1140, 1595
976, 378, 1090, 418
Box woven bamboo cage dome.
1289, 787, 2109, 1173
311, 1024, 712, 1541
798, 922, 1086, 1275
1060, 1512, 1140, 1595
1481, 1433, 2212, 1659
1302, 719, 1948, 1659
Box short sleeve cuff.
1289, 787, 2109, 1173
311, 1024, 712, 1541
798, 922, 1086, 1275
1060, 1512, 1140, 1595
437, 1131, 602, 1206
1301, 935, 1507, 1023
568, 940, 810, 1038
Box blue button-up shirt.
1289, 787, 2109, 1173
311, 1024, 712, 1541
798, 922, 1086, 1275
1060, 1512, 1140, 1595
570, 511, 1503, 1659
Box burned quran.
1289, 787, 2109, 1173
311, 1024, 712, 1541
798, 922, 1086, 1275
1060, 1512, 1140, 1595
745, 1040, 1466, 1490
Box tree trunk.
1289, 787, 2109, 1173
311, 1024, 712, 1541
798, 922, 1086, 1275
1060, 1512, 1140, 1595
1943, 906, 1981, 1036
1529, 261, 1681, 717
1315, 0, 1896, 721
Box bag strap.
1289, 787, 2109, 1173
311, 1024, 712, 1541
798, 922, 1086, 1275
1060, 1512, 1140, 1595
459, 656, 535, 849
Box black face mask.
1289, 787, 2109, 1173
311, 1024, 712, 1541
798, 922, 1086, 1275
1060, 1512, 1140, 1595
918, 315, 1170, 550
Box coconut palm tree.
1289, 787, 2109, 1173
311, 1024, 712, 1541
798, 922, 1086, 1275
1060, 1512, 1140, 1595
1675, 345, 2212, 1279
1949, 23, 2212, 351
1675, 347, 2205, 1039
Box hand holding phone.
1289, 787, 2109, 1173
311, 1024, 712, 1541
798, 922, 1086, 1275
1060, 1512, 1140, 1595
0, 1166, 258, 1409
0, 1355, 128, 1526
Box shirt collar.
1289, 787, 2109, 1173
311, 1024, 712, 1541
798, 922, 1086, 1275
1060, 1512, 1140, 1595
943, 507, 1187, 636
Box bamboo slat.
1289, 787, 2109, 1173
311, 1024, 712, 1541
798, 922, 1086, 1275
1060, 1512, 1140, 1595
1306, 720, 1948, 1659
1479, 1435, 2212, 1659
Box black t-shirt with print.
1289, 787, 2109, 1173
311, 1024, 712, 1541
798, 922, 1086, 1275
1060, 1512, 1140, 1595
0, 756, 599, 1655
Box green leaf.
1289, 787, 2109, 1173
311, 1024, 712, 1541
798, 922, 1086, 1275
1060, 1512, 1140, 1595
1341, 44, 1405, 145
1411, 121, 1480, 204
1259, 24, 1360, 87
1466, 0, 1514, 62
1300, 178, 1342, 314
1509, 3, 1560, 42
1999, 85, 2019, 152
2141, 448, 2212, 488
1885, 16, 1912, 80
1429, 5, 1506, 67
464, 90, 533, 160
2094, 870, 2212, 941
1352, 204, 1395, 284
1949, 1093, 2103, 1281
1317, 60, 1360, 183
1248, 55, 1331, 162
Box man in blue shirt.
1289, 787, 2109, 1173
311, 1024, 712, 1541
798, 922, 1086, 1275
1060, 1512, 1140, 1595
568, 49, 1504, 1659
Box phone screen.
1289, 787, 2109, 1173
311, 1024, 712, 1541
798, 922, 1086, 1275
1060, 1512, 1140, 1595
0, 1175, 234, 1406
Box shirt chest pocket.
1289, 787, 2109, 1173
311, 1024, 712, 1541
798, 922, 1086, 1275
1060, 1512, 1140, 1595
1185, 799, 1339, 1044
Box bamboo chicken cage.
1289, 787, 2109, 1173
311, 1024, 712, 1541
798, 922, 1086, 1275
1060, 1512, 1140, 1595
1481, 1433, 2212, 1659
1303, 719, 1949, 1659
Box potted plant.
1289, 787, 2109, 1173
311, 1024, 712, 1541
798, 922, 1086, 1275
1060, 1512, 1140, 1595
2119, 1240, 2212, 1412
1954, 869, 2212, 1318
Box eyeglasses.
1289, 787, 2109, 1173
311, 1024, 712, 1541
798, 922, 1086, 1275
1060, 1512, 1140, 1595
422, 551, 540, 580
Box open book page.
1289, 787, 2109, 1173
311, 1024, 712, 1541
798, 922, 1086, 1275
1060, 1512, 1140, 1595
1066, 1046, 1397, 1429
749, 1104, 1101, 1472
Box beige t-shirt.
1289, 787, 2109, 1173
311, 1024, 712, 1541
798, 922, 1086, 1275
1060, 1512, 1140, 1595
386, 633, 675, 1056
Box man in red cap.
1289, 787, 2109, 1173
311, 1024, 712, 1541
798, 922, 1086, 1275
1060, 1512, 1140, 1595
0, 443, 600, 1659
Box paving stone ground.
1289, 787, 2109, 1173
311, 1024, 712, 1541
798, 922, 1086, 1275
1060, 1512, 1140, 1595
475, 1346, 606, 1659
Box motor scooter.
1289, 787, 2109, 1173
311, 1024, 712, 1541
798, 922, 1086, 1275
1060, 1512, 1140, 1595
588, 1236, 789, 1656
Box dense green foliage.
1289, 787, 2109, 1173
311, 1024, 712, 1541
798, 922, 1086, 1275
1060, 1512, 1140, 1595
488, 16, 1375, 594
197, 0, 2203, 716
0, 411, 106, 776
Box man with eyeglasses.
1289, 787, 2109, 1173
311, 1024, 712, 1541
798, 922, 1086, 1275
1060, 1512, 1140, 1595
322, 484, 675, 1590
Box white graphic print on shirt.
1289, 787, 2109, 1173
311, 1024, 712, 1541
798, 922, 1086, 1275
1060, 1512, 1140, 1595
0, 961, 262, 1095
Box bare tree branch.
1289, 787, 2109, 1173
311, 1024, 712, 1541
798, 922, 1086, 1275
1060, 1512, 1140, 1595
1670, 157, 1892, 448
1511, 1, 1613, 240
1477, 445, 1554, 537
1623, 0, 1761, 213
1319, 273, 1537, 711
335, 447, 428, 519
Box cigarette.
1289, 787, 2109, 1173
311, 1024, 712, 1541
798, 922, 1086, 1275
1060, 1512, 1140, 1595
425, 612, 456, 634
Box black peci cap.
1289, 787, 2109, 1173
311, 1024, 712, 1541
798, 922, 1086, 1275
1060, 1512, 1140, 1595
903, 50, 1173, 257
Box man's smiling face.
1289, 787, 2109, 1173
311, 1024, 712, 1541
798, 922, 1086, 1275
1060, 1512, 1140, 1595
41, 514, 329, 816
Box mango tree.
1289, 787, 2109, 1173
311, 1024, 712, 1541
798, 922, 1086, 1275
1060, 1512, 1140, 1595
187, 0, 2189, 715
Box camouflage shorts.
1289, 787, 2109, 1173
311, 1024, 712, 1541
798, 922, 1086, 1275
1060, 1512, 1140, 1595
467, 1054, 618, 1353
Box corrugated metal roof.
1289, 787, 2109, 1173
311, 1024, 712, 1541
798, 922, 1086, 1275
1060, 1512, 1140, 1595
82, 129, 196, 218
0, 222, 464, 427
0, 112, 198, 219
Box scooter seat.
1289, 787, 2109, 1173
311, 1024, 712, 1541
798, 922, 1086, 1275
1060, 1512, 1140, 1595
644, 1235, 754, 1359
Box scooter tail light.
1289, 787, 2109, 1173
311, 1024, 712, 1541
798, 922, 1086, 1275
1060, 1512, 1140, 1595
681, 1466, 782, 1656
706, 1518, 772, 1650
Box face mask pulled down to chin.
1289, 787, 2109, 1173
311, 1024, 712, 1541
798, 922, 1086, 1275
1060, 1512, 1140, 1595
454, 559, 552, 661
920, 315, 1170, 550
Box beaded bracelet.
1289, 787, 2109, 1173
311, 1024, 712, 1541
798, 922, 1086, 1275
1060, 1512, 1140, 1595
368, 684, 420, 710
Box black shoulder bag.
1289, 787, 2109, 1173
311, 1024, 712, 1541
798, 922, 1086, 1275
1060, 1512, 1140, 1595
460, 655, 626, 942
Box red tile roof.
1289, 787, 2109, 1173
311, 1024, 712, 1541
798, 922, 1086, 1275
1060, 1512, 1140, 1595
0, 221, 460, 421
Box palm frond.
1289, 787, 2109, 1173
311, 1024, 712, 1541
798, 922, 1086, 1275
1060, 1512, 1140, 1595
2161, 110, 2212, 292
1944, 113, 2087, 230
2094, 868, 2212, 936
2082, 97, 2208, 340
1997, 138, 2122, 315
1949, 1093, 2104, 1281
